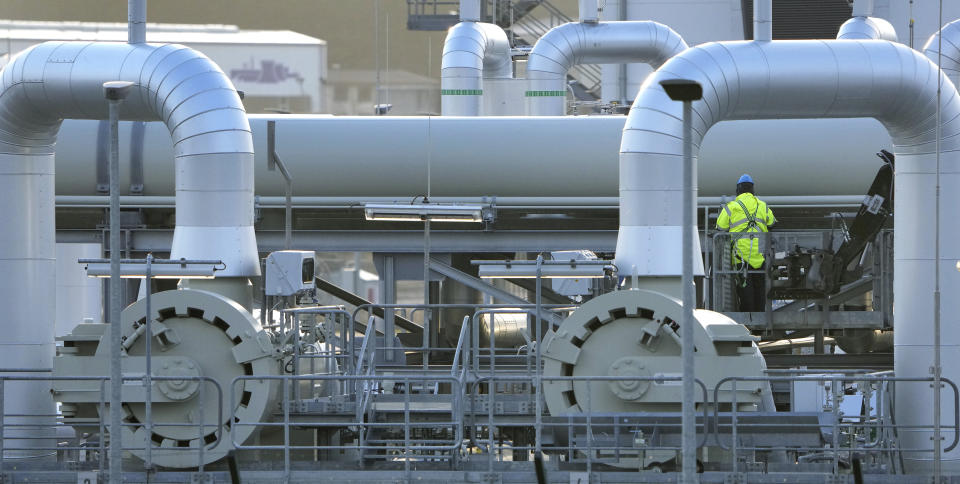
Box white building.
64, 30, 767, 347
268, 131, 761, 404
0, 20, 327, 113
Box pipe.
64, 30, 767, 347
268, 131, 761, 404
0, 41, 255, 455
923, 19, 960, 88
526, 21, 687, 115
617, 38, 960, 471
54, 116, 892, 199
127, 0, 146, 44
837, 17, 898, 41
753, 0, 772, 41
579, 0, 599, 23
51, 194, 874, 210
459, 0, 481, 22
440, 22, 512, 116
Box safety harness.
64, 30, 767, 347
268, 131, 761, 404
728, 198, 766, 285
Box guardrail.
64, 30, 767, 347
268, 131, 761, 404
0, 374, 222, 474
230, 374, 463, 481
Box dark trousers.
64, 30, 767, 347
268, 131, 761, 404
735, 261, 766, 312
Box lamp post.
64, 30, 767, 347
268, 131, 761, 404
660, 78, 703, 484
103, 80, 134, 484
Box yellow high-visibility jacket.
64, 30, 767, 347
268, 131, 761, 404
716, 193, 776, 269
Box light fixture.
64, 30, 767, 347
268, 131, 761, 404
83, 261, 221, 279
363, 203, 483, 223
476, 260, 610, 279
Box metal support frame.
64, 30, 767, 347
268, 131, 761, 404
267, 120, 294, 250
105, 82, 129, 484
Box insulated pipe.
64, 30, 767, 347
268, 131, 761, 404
127, 0, 146, 44
618, 39, 960, 471
440, 22, 512, 116
459, 0, 481, 22
52, 115, 893, 198
525, 21, 687, 115
0, 41, 256, 455
923, 19, 960, 87
837, 16, 898, 41
579, 0, 599, 23
753, 0, 772, 41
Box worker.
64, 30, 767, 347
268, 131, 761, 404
716, 174, 776, 312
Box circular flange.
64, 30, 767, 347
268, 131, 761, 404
156, 358, 202, 401
97, 289, 279, 468
607, 357, 652, 401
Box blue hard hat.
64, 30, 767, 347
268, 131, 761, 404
737, 174, 754, 184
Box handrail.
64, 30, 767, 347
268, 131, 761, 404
712, 374, 960, 473
0, 374, 223, 473
451, 315, 471, 379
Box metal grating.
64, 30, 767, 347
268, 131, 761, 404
742, 0, 853, 40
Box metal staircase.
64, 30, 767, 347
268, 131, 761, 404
407, 0, 601, 100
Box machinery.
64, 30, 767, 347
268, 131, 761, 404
54, 289, 282, 467
768, 151, 894, 299
541, 289, 771, 468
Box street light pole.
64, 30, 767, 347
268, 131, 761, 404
104, 80, 134, 484
660, 78, 703, 484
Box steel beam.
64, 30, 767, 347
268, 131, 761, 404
727, 311, 885, 330
57, 229, 619, 253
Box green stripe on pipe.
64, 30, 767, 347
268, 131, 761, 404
441, 89, 483, 95
525, 90, 566, 97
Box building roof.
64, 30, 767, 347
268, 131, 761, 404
0, 20, 325, 45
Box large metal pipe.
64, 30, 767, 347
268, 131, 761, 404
618, 39, 960, 472
0, 41, 255, 456
441, 22, 513, 115
837, 0, 897, 42
53, 115, 892, 199
525, 21, 687, 115
837, 16, 898, 41
923, 19, 960, 87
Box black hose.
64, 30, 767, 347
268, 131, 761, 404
534, 451, 547, 484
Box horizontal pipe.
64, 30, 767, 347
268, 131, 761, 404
54, 115, 894, 199
54, 195, 870, 209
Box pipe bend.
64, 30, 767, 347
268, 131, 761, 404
0, 41, 257, 277
837, 16, 898, 41
923, 19, 960, 88
526, 21, 688, 80
616, 39, 960, 276
441, 22, 512, 79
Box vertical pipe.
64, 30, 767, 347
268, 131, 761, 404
127, 0, 146, 44
579, 0, 599, 23
107, 96, 123, 484
680, 99, 696, 483
851, 0, 875, 17
460, 0, 481, 22
753, 0, 772, 41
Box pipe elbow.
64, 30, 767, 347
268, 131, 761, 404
527, 21, 687, 80
923, 20, 960, 86
837, 16, 898, 41
441, 22, 512, 79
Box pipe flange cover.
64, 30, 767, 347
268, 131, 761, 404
156, 357, 202, 401
607, 357, 652, 401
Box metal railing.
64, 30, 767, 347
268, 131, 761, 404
1, 374, 222, 475
467, 375, 711, 475
713, 375, 959, 474
230, 374, 463, 480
